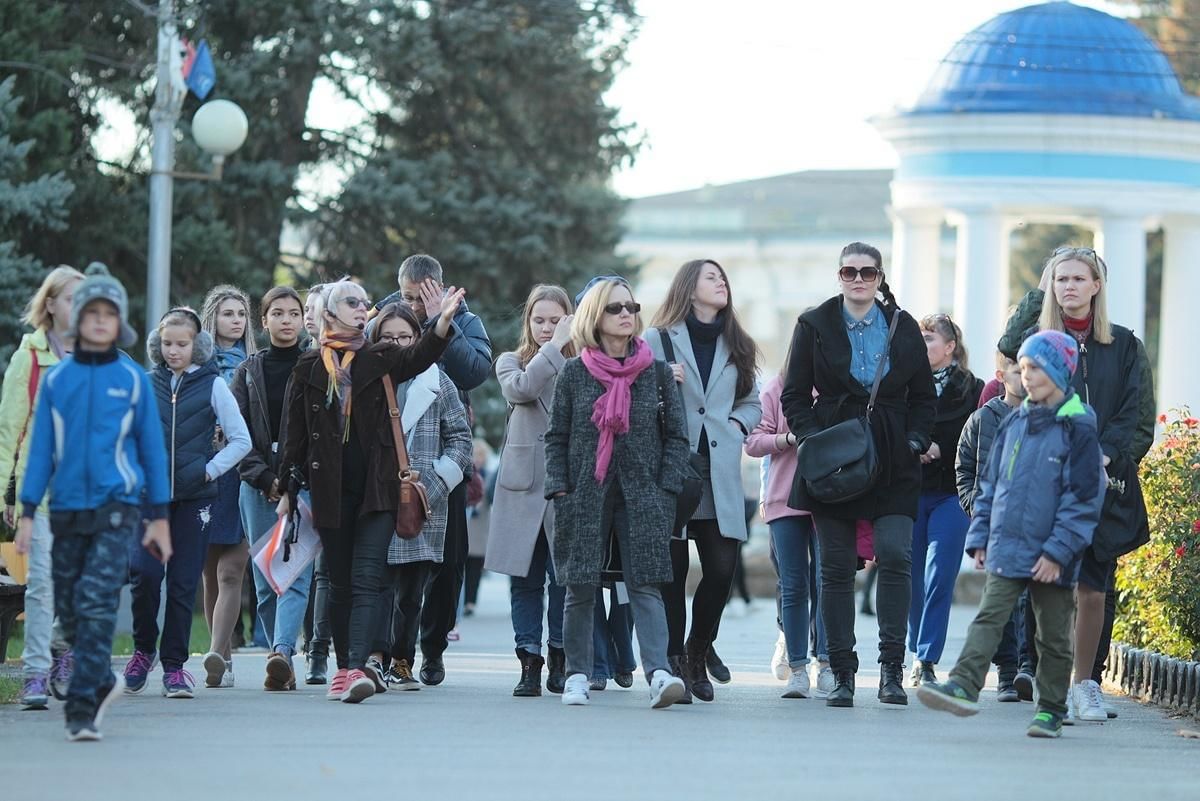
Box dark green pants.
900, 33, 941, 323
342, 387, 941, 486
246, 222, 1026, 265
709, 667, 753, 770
949, 573, 1075, 715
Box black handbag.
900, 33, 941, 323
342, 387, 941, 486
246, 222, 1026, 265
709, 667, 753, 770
795, 307, 901, 505
654, 333, 705, 537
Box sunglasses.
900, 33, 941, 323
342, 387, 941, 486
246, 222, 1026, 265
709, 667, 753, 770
1053, 246, 1096, 258
838, 265, 881, 282
342, 297, 374, 310
604, 301, 641, 315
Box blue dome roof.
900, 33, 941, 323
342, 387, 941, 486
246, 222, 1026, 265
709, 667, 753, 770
909, 1, 1200, 120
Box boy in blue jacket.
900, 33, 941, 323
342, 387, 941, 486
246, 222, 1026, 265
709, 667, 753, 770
918, 331, 1105, 738
15, 263, 173, 741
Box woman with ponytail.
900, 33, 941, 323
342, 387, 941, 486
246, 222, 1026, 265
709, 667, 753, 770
780, 242, 936, 709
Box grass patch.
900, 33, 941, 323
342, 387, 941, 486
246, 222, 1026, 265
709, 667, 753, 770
5, 613, 215, 663
0, 676, 21, 704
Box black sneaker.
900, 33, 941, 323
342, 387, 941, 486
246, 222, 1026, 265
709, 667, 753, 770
916, 679, 979, 717
1014, 670, 1035, 702
1027, 710, 1064, 738
614, 671, 634, 689
706, 647, 732, 685
997, 670, 1020, 703
364, 657, 388, 693
66, 716, 101, 742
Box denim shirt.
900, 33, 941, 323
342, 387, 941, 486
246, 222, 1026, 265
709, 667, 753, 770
843, 302, 891, 388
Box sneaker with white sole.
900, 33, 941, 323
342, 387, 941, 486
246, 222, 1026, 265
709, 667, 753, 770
220, 662, 235, 688
340, 669, 375, 703
364, 657, 388, 694
1074, 679, 1107, 722
770, 632, 789, 681
562, 673, 590, 706
94, 672, 125, 728
123, 650, 158, 694
66, 717, 101, 742
162, 668, 195, 699
202, 652, 226, 689
813, 665, 835, 699
649, 670, 686, 709
782, 667, 811, 699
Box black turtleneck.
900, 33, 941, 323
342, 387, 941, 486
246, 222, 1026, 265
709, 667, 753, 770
685, 310, 723, 390
264, 341, 302, 440
74, 346, 119, 365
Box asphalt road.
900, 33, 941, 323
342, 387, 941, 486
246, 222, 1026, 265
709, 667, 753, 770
2, 574, 1196, 800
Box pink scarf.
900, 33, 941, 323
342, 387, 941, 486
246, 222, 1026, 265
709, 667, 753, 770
580, 337, 655, 482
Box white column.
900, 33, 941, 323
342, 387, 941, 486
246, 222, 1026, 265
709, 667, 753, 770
1095, 216, 1147, 336
890, 208, 943, 306
951, 211, 1010, 371
1159, 217, 1200, 416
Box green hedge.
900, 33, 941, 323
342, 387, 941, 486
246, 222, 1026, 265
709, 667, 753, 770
1114, 410, 1200, 660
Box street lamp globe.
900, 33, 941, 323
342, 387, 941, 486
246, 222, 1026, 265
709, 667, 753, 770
191, 99, 248, 157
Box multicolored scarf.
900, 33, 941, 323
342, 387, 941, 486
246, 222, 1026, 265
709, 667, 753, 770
580, 337, 655, 482
320, 331, 366, 442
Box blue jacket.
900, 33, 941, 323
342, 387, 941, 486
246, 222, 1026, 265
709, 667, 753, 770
19, 349, 170, 519
965, 391, 1105, 588
151, 363, 219, 501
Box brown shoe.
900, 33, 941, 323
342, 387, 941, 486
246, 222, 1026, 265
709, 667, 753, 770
264, 652, 296, 691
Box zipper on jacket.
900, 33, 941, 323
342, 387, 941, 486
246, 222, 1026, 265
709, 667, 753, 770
1005, 433, 1022, 481
169, 372, 184, 498
86, 364, 94, 499
1079, 341, 1089, 405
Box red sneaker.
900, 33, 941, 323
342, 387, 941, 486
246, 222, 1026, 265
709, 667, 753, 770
341, 669, 376, 704
326, 668, 350, 701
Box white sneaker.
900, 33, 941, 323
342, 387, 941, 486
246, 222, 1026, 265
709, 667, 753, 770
1064, 683, 1079, 725
649, 670, 686, 709
202, 651, 226, 689
781, 667, 810, 699
1075, 679, 1108, 722
220, 661, 235, 689
770, 633, 789, 681
813, 665, 835, 699
562, 673, 590, 706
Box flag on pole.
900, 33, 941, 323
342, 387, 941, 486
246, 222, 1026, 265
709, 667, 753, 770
183, 39, 216, 100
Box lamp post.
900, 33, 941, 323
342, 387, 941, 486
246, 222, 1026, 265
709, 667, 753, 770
146, 0, 248, 330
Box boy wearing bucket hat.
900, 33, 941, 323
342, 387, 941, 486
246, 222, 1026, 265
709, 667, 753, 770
917, 330, 1105, 738
15, 262, 173, 741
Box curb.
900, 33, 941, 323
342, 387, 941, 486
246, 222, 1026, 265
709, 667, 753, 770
1105, 642, 1200, 720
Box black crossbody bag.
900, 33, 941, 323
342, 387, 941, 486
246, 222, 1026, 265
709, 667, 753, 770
794, 308, 901, 505
654, 331, 706, 537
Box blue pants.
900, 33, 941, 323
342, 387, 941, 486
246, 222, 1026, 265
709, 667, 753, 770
907, 491, 970, 663
240, 483, 313, 657
51, 506, 137, 720
130, 498, 212, 672
509, 529, 564, 655
770, 515, 827, 665
592, 588, 636, 679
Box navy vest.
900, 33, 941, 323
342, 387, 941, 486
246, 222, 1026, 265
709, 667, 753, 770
152, 363, 219, 501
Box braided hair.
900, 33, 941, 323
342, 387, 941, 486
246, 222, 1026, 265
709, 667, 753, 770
839, 241, 897, 309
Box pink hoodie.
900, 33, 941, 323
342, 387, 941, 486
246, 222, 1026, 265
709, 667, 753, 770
744, 374, 807, 523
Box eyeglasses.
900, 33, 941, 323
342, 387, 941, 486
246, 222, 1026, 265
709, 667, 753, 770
378, 334, 414, 345
603, 301, 641, 315
342, 297, 373, 310
838, 265, 881, 282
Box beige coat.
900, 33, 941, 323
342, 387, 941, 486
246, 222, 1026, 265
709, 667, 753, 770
484, 344, 565, 577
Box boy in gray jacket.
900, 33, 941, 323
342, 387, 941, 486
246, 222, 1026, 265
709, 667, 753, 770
918, 331, 1105, 738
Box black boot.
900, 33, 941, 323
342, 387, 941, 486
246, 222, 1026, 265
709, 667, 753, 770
706, 646, 732, 685
305, 653, 327, 685
827, 669, 855, 708
545, 646, 566, 694
686, 641, 715, 702
513, 649, 544, 698
997, 667, 1019, 703
879, 662, 908, 705
668, 654, 693, 704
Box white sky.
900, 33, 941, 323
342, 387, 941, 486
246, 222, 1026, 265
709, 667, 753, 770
608, 0, 1130, 198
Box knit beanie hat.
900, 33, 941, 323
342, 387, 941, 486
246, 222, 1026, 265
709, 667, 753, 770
575, 274, 628, 308
69, 262, 137, 348
1017, 330, 1078, 393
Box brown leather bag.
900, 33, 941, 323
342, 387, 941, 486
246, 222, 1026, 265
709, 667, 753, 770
382, 379, 430, 539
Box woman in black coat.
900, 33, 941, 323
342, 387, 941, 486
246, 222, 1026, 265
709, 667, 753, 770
781, 242, 936, 708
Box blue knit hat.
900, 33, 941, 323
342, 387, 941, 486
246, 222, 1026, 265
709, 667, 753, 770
574, 274, 628, 308
1017, 330, 1078, 392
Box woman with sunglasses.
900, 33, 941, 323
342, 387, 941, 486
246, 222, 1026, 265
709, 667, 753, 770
997, 246, 1152, 723
645, 259, 761, 703
908, 314, 983, 688
781, 242, 936, 708
544, 277, 689, 709
277, 278, 465, 704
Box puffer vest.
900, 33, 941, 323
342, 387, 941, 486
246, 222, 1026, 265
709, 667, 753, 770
152, 363, 219, 501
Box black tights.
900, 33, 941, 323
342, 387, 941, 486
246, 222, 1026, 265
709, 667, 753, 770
663, 519, 740, 656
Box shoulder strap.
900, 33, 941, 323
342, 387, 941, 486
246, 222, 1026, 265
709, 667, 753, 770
381, 379, 413, 477
657, 327, 676, 363
12, 345, 42, 460
867, 307, 902, 413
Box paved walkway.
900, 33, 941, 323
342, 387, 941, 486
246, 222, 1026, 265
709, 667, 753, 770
2, 574, 1196, 799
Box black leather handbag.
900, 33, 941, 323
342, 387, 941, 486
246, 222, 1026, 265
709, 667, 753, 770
654, 332, 705, 537
795, 308, 900, 505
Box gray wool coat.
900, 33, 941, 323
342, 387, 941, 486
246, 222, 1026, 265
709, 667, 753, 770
643, 324, 762, 541
386, 364, 474, 565
543, 352, 690, 587
484, 344, 565, 578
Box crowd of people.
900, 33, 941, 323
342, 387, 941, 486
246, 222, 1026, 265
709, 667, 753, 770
0, 241, 1153, 741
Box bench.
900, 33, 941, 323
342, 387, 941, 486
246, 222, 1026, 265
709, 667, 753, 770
0, 582, 26, 663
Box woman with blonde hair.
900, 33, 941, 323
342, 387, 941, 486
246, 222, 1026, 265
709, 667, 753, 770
0, 264, 84, 709
485, 284, 575, 697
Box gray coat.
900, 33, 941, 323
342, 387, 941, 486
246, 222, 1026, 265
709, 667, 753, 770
485, 344, 565, 578
386, 364, 474, 564
543, 354, 690, 587
643, 324, 762, 541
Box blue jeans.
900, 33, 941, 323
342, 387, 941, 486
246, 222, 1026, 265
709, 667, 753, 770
592, 588, 636, 679
21, 513, 55, 676
509, 529, 564, 654
51, 505, 136, 719
908, 491, 970, 663
771, 515, 827, 665
240, 483, 313, 657
130, 498, 212, 672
